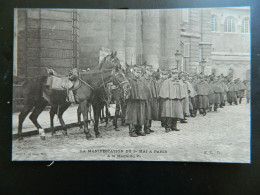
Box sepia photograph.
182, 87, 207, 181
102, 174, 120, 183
12, 7, 250, 162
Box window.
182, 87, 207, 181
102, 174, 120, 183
224, 17, 235, 32
211, 15, 217, 31
241, 18, 250, 33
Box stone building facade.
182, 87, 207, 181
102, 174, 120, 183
14, 9, 79, 77
14, 7, 250, 79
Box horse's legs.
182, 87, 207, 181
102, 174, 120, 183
93, 103, 102, 138
50, 105, 58, 136
100, 106, 105, 123
105, 104, 110, 127
29, 100, 48, 140
80, 100, 92, 140
77, 105, 83, 131
57, 102, 71, 136
18, 104, 34, 140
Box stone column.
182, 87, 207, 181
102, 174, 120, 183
142, 10, 160, 69
125, 10, 138, 66
110, 10, 126, 65
163, 9, 181, 70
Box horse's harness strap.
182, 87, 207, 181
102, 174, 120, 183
78, 78, 95, 90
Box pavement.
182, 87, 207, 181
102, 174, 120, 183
12, 101, 250, 163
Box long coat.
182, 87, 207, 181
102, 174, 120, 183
194, 81, 210, 109
125, 76, 147, 125
159, 79, 186, 119
227, 82, 238, 103
142, 76, 160, 120
236, 81, 246, 98
212, 82, 224, 104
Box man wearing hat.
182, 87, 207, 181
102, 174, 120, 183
125, 65, 147, 137
159, 69, 186, 132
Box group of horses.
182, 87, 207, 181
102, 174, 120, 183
17, 52, 131, 141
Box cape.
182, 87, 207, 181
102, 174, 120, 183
159, 79, 186, 100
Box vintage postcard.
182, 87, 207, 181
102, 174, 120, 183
12, 7, 250, 162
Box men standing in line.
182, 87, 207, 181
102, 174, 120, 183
125, 65, 147, 137
159, 70, 186, 133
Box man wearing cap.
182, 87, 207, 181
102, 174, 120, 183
159, 69, 186, 133
125, 65, 147, 137
141, 64, 160, 134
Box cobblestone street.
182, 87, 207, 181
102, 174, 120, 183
12, 102, 250, 163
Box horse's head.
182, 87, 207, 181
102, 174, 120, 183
68, 68, 79, 80
100, 51, 121, 70
111, 67, 131, 100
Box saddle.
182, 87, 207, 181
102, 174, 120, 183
46, 76, 74, 90
43, 75, 78, 103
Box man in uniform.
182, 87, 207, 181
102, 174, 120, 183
159, 69, 186, 133
141, 64, 160, 134
125, 65, 147, 137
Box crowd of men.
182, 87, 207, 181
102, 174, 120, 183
110, 64, 250, 137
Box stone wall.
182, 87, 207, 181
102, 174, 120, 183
15, 9, 79, 77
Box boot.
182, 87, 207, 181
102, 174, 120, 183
135, 125, 145, 136
129, 124, 138, 137
239, 98, 242, 104
193, 110, 197, 117
171, 119, 180, 131
235, 100, 238, 105
202, 109, 207, 116
144, 127, 150, 134
247, 99, 249, 104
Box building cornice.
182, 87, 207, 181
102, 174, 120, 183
180, 32, 201, 38
199, 42, 213, 45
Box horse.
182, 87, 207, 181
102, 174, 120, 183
16, 53, 127, 140
71, 62, 130, 140
16, 68, 75, 140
